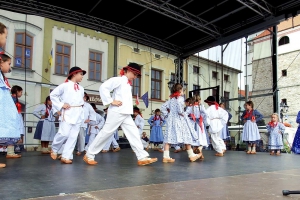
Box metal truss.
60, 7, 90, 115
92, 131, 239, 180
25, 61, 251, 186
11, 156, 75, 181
0, 0, 182, 56
236, 0, 275, 17
126, 0, 222, 38
174, 58, 183, 85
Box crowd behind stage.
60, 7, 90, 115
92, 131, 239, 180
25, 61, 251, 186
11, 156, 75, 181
1, 21, 300, 169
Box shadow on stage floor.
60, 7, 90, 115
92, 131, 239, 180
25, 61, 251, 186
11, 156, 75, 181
0, 149, 299, 200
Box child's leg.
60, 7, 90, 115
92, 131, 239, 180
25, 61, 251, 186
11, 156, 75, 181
186, 144, 202, 161
162, 143, 175, 163
251, 143, 256, 154
276, 149, 281, 155
247, 143, 252, 154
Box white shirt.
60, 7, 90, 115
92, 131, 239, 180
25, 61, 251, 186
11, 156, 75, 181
100, 76, 133, 114
81, 102, 96, 128
135, 114, 144, 135
50, 80, 85, 124
205, 105, 228, 133
88, 113, 105, 134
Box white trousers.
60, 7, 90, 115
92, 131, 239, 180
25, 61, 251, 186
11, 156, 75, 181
103, 135, 119, 150
52, 121, 81, 159
85, 131, 97, 151
77, 127, 86, 152
210, 131, 226, 153
86, 110, 149, 160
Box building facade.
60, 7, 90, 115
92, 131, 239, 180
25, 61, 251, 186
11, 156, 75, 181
249, 15, 300, 126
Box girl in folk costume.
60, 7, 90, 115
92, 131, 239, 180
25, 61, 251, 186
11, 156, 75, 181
50, 66, 86, 164
83, 63, 157, 166
171, 97, 193, 153
292, 111, 300, 154
204, 96, 228, 157
219, 102, 232, 144
148, 109, 165, 150
11, 85, 25, 146
76, 93, 96, 156
0, 52, 22, 166
266, 113, 285, 156
33, 96, 57, 154
185, 95, 208, 159
85, 103, 105, 152
161, 83, 201, 163
241, 100, 263, 154
134, 107, 148, 149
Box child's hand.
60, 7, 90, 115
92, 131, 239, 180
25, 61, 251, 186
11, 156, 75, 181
62, 103, 71, 109
112, 100, 122, 107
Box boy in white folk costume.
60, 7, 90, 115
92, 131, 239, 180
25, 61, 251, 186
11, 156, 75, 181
76, 93, 96, 156
50, 66, 86, 164
83, 63, 157, 166
204, 96, 228, 157
85, 103, 105, 152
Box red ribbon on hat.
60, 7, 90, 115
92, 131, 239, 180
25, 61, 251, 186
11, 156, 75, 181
65, 69, 84, 91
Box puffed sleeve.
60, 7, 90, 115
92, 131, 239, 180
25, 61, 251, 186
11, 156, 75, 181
33, 104, 46, 119
296, 111, 300, 124
254, 110, 263, 122
99, 77, 122, 106
278, 123, 286, 134
161, 100, 170, 118
148, 115, 154, 126
50, 84, 65, 112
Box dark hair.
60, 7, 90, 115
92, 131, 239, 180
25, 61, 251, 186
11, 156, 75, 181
155, 109, 160, 113
11, 85, 23, 95
171, 83, 182, 93
84, 92, 90, 101
185, 97, 194, 105
0, 53, 11, 80
246, 101, 254, 109
0, 22, 7, 34
90, 103, 96, 109
45, 96, 51, 104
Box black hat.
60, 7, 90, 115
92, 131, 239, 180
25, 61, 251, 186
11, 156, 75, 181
67, 66, 86, 79
204, 96, 216, 104
133, 106, 140, 111
123, 63, 141, 75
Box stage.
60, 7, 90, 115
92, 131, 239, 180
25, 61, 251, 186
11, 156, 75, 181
0, 149, 299, 200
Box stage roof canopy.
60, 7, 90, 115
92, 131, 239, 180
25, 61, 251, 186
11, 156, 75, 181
2, 0, 300, 57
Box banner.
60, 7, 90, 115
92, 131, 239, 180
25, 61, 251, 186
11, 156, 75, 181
141, 92, 149, 108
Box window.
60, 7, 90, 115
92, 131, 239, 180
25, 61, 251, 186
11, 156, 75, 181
224, 74, 230, 81
282, 69, 287, 77
279, 36, 289, 46
224, 91, 230, 109
212, 88, 217, 100
55, 43, 71, 75
193, 66, 200, 74
193, 84, 200, 95
151, 69, 162, 99
212, 71, 218, 79
132, 77, 141, 96
89, 51, 102, 81
171, 73, 176, 82
14, 33, 33, 68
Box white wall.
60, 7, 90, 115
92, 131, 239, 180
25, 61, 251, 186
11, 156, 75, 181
51, 26, 109, 92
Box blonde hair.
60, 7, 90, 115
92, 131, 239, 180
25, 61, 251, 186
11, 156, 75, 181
193, 94, 201, 102
271, 113, 279, 121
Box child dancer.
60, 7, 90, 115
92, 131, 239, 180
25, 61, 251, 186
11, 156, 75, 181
161, 83, 201, 163
204, 96, 229, 157
241, 101, 263, 154
133, 107, 149, 150
266, 113, 285, 155
186, 95, 208, 159
148, 109, 165, 150
83, 63, 157, 166
33, 96, 57, 154
85, 103, 105, 152
50, 66, 86, 164
219, 102, 232, 144
141, 132, 150, 150
76, 93, 96, 156
0, 52, 22, 167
